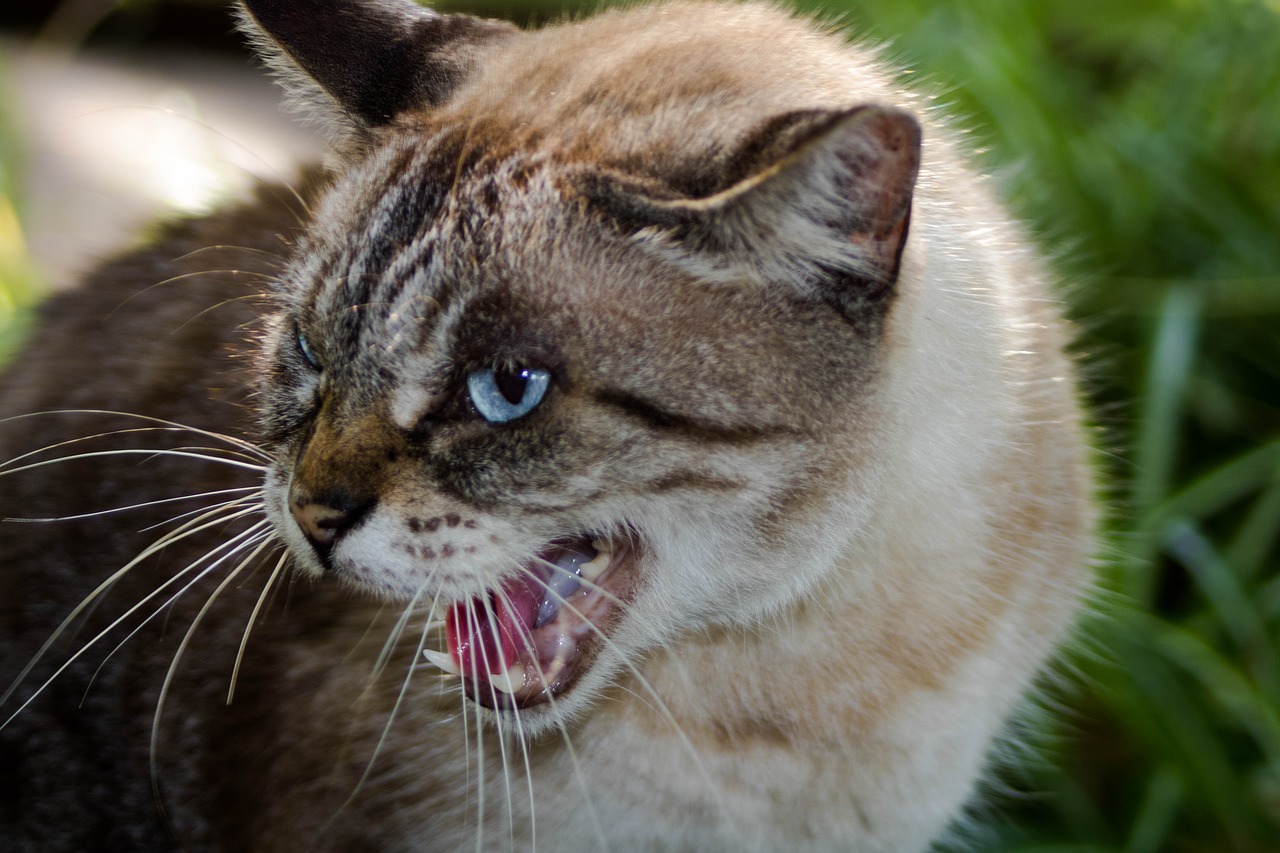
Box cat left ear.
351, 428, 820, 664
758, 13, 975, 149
239, 0, 514, 131
586, 106, 922, 318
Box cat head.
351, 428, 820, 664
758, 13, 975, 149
243, 0, 920, 728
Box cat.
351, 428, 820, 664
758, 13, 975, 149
0, 0, 1094, 850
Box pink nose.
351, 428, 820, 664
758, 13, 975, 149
289, 492, 372, 556
290, 501, 349, 545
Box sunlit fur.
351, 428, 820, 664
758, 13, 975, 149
0, 2, 1093, 851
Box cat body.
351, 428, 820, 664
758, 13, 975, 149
0, 1, 1092, 850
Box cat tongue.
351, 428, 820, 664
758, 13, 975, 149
443, 540, 596, 681
446, 574, 542, 677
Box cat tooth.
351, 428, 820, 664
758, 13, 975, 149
580, 549, 611, 581
533, 637, 574, 687
541, 655, 566, 684
489, 663, 526, 696
422, 648, 461, 675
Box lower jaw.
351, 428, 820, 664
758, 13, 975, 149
460, 641, 589, 710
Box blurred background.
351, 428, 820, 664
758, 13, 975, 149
1, 0, 1278, 849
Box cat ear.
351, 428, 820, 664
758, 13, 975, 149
586, 106, 922, 317
239, 0, 514, 131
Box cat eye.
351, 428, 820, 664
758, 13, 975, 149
467, 365, 551, 423
296, 330, 321, 371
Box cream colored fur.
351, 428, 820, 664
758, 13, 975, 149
0, 2, 1092, 850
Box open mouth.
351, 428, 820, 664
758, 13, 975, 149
421, 535, 635, 710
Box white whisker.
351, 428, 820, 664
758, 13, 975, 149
149, 534, 280, 800
83, 525, 276, 700
228, 549, 291, 704
503, 580, 609, 850
466, 601, 487, 853
326, 583, 441, 831
490, 587, 540, 852
139, 491, 266, 532
0, 447, 266, 479
0, 503, 267, 715
486, 588, 520, 847
0, 410, 271, 460
523, 556, 730, 826
4, 486, 261, 524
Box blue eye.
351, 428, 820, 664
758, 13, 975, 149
297, 330, 321, 370
467, 366, 551, 423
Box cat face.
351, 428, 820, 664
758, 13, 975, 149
257, 126, 903, 721
243, 0, 920, 727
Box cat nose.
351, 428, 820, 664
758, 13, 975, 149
289, 492, 373, 556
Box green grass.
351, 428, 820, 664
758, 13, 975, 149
809, 1, 1280, 849
0, 51, 42, 361
2, 0, 1279, 849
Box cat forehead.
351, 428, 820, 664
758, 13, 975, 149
289, 134, 563, 314
283, 141, 678, 375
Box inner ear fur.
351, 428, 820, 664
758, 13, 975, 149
585, 106, 923, 317
239, 0, 515, 131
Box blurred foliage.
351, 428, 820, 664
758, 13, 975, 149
1, 0, 1279, 849
0, 52, 41, 362
799, 1, 1280, 850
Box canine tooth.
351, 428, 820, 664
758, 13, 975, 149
490, 664, 526, 695
422, 648, 461, 675
580, 550, 610, 581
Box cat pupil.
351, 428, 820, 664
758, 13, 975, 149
496, 368, 530, 405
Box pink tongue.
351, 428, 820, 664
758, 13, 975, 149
446, 574, 543, 677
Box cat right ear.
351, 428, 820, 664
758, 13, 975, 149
238, 0, 514, 135
584, 106, 922, 320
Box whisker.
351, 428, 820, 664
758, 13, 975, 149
485, 589, 519, 846
0, 502, 266, 715
0, 447, 266, 479
139, 491, 266, 533
4, 486, 261, 524
466, 600, 488, 853
326, 584, 438, 829
172, 244, 289, 267
504, 594, 607, 850
457, 603, 477, 840
522, 555, 730, 824
169, 290, 281, 333
228, 548, 291, 704
0, 428, 262, 476
0, 410, 271, 460
490, 587, 536, 850
149, 534, 280, 802
111, 268, 281, 316
512, 711, 536, 853
370, 587, 430, 683
83, 524, 276, 700
162, 443, 270, 466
